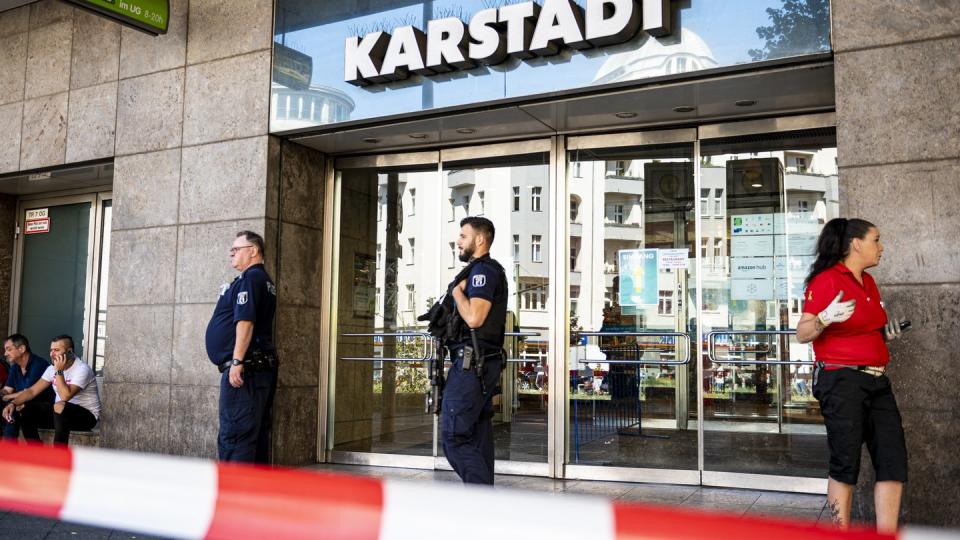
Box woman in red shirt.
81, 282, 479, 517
797, 218, 907, 533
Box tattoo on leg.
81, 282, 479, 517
828, 500, 843, 527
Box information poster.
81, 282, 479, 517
618, 249, 658, 306
658, 249, 689, 270
730, 212, 823, 301
730, 213, 775, 300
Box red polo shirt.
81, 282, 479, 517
802, 263, 889, 366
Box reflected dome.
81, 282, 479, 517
271, 83, 355, 131
593, 28, 719, 85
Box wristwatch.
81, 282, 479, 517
230, 358, 243, 367
55, 370, 64, 376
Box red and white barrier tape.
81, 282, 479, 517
0, 441, 945, 539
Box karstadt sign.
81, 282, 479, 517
345, 0, 672, 86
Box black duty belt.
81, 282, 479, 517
218, 350, 279, 373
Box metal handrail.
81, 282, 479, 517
707, 330, 811, 366
339, 332, 434, 362
573, 331, 691, 366
339, 331, 542, 363
504, 331, 542, 363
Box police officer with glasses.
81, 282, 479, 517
205, 231, 278, 464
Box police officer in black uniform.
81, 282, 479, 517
442, 216, 508, 485
205, 230, 278, 463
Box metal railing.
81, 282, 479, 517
339, 332, 434, 362
504, 331, 543, 363
707, 330, 809, 365
339, 331, 542, 363
573, 331, 692, 366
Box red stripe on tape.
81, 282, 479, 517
613, 501, 893, 540
0, 441, 72, 518
206, 464, 384, 540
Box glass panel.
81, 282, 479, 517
18, 203, 91, 359
567, 142, 697, 470
441, 151, 551, 463
93, 200, 112, 375
700, 128, 837, 477
334, 163, 439, 456
272, 0, 832, 130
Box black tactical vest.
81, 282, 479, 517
451, 255, 508, 350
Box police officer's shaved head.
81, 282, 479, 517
237, 230, 266, 258
460, 217, 495, 245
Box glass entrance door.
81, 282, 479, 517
563, 130, 699, 483
330, 141, 553, 473
697, 125, 837, 490
325, 116, 838, 491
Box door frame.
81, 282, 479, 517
10, 191, 112, 367
318, 112, 837, 493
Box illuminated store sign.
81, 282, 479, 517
345, 0, 671, 86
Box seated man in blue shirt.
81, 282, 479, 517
1, 334, 54, 439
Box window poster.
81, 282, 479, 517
618, 249, 658, 306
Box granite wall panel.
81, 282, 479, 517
19, 91, 67, 170
69, 9, 120, 90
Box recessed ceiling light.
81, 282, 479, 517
408, 133, 429, 139
455, 128, 476, 134
735, 99, 757, 107
362, 137, 380, 144
615, 111, 637, 119
673, 105, 695, 113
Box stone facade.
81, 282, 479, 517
833, 0, 960, 527
0, 0, 325, 466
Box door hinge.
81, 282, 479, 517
14, 224, 19, 239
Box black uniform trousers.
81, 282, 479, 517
440, 347, 503, 485
218, 367, 277, 463
813, 367, 908, 485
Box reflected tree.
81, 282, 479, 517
748, 0, 830, 61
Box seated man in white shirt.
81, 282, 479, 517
2, 335, 100, 444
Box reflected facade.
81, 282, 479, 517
271, 0, 831, 130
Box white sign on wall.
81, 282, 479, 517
658, 249, 689, 270
731, 235, 774, 257
731, 213, 774, 236
732, 278, 775, 301
731, 257, 774, 279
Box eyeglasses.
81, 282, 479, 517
229, 245, 255, 254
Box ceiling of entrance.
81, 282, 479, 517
290, 59, 834, 156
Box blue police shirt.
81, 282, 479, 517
4, 353, 55, 403
204, 264, 277, 366
460, 256, 507, 349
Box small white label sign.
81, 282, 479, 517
731, 257, 774, 279
25, 208, 48, 220
24, 218, 50, 234
731, 278, 775, 300
658, 249, 689, 270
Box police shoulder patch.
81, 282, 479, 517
237, 291, 248, 305
472, 274, 486, 287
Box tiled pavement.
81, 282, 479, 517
0, 464, 834, 539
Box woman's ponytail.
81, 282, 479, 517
805, 218, 875, 286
